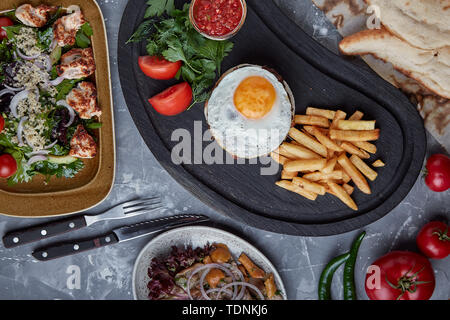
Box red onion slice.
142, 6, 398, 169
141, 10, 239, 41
10, 90, 30, 118
44, 140, 58, 150
218, 282, 265, 300
4, 84, 25, 92
56, 100, 76, 127
49, 76, 65, 86
0, 89, 15, 97
17, 116, 28, 146
27, 155, 48, 166
16, 49, 41, 60
29, 150, 50, 156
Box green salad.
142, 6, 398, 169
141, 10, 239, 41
0, 4, 101, 185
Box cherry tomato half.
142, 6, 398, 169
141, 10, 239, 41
138, 56, 182, 80
0, 154, 17, 178
0, 17, 14, 40
0, 114, 4, 133
417, 221, 450, 259
424, 154, 450, 192
148, 82, 192, 116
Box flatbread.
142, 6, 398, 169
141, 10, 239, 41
311, 0, 450, 151
365, 0, 450, 50
339, 28, 450, 99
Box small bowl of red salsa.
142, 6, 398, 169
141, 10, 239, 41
189, 0, 247, 40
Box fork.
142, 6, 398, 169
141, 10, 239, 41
2, 196, 162, 248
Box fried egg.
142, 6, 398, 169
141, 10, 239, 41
205, 64, 294, 159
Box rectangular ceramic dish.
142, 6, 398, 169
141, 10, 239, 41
0, 0, 115, 217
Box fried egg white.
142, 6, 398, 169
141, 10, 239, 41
205, 65, 294, 159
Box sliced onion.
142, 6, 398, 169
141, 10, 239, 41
27, 155, 48, 166
49, 76, 65, 86
205, 288, 234, 300
0, 89, 15, 97
56, 100, 76, 127
16, 49, 41, 60
10, 90, 30, 118
218, 282, 265, 300
34, 55, 52, 72
29, 150, 50, 156
186, 263, 239, 301
66, 5, 81, 13
4, 84, 25, 92
17, 116, 28, 146
44, 140, 58, 150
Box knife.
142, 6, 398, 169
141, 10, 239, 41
32, 214, 210, 261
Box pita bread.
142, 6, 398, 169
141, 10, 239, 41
364, 0, 450, 50
311, 0, 450, 151
339, 28, 450, 99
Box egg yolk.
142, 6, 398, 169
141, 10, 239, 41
233, 76, 277, 119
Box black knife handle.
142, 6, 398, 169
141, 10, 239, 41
2, 215, 87, 249
32, 232, 119, 261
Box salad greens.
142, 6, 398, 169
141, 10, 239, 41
0, 8, 99, 185
127, 0, 234, 107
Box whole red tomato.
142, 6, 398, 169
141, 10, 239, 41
417, 221, 450, 259
365, 251, 435, 300
0, 17, 14, 40
424, 154, 450, 192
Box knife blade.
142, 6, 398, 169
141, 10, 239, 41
32, 214, 210, 261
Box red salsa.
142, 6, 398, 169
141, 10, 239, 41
193, 0, 243, 37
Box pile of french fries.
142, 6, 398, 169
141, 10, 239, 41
271, 107, 385, 211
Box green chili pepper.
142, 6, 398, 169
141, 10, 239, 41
318, 252, 350, 300
343, 231, 366, 300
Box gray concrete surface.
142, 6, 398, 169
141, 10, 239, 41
0, 0, 448, 300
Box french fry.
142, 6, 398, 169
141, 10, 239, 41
288, 127, 328, 157
337, 120, 376, 131
281, 142, 322, 160
281, 170, 298, 180
276, 145, 297, 159
284, 159, 327, 172
295, 115, 330, 127
337, 154, 371, 194
322, 157, 337, 174
330, 129, 380, 141
270, 152, 289, 165
306, 107, 336, 120
303, 170, 343, 181
348, 111, 364, 121
275, 180, 318, 201
342, 183, 354, 195
350, 155, 378, 181
353, 141, 377, 154
238, 253, 266, 278
331, 110, 347, 129
305, 126, 344, 152
303, 125, 329, 136
340, 142, 370, 159
372, 159, 385, 167
328, 182, 358, 211
292, 176, 326, 195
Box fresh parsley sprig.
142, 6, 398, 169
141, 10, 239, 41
128, 0, 234, 108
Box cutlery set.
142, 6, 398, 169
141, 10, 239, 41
2, 196, 209, 261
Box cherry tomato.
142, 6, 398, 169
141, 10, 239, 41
0, 114, 4, 133
0, 154, 17, 178
138, 56, 182, 80
417, 221, 450, 259
148, 82, 192, 116
0, 17, 14, 40
424, 154, 450, 192
365, 251, 435, 300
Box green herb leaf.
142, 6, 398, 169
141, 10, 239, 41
145, 0, 175, 17
37, 27, 53, 51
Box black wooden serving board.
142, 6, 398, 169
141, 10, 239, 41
117, 0, 426, 236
